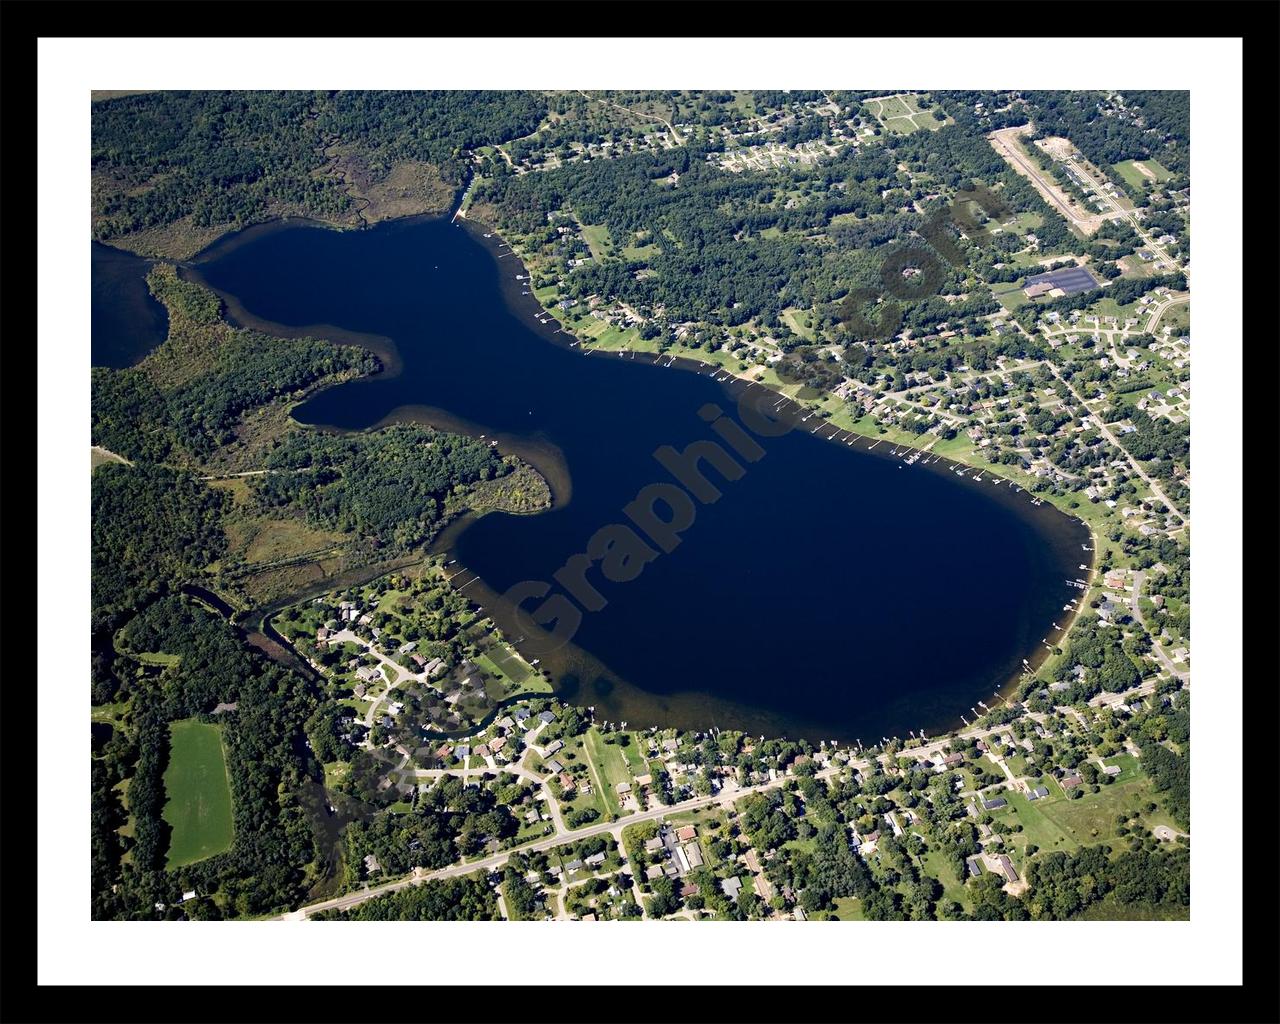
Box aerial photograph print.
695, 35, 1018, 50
89, 84, 1198, 928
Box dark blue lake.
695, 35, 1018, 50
92, 242, 169, 368
187, 215, 1086, 745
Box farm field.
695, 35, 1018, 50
162, 718, 235, 868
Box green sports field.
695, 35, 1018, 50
162, 719, 235, 867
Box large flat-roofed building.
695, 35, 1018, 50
1023, 265, 1099, 298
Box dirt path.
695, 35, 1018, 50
579, 91, 684, 148
989, 125, 1111, 235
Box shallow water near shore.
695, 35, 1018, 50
157, 215, 1086, 743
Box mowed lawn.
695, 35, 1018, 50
584, 727, 633, 818
163, 719, 235, 867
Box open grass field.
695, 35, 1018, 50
831, 896, 864, 920
579, 223, 615, 261
1112, 159, 1173, 191
476, 647, 553, 700
584, 727, 632, 817
919, 845, 972, 911
162, 719, 235, 868
1036, 777, 1156, 844
990, 790, 1078, 858
1101, 753, 1142, 784
235, 518, 345, 566
867, 94, 948, 135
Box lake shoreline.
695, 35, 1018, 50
170, 213, 1095, 745
458, 213, 1095, 738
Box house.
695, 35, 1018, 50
646, 864, 665, 881
675, 825, 697, 843
634, 773, 653, 787
514, 707, 531, 723
565, 859, 584, 873
454, 744, 470, 758
1061, 775, 1083, 789
579, 913, 596, 922
546, 758, 565, 774
584, 851, 607, 868
489, 736, 507, 753
965, 856, 983, 878
997, 854, 1019, 883
538, 711, 556, 724
1102, 764, 1122, 777
363, 854, 382, 875
474, 744, 491, 758
720, 877, 743, 903
558, 772, 575, 791
682, 843, 704, 869
644, 836, 665, 853
679, 882, 701, 899
1027, 785, 1050, 800
944, 752, 965, 768
982, 796, 1008, 811
544, 739, 564, 756
793, 906, 807, 922
616, 782, 632, 795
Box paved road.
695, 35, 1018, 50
989, 127, 1114, 234
1129, 571, 1190, 683
323, 629, 429, 729
276, 762, 841, 920
1143, 292, 1190, 334
1044, 362, 1186, 527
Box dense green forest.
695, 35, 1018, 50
1023, 843, 1189, 919
250, 423, 509, 552
93, 598, 326, 919
473, 122, 1073, 343
92, 90, 547, 246
935, 89, 1190, 182
91, 464, 228, 628
340, 773, 520, 879
92, 267, 378, 464
314, 871, 499, 921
